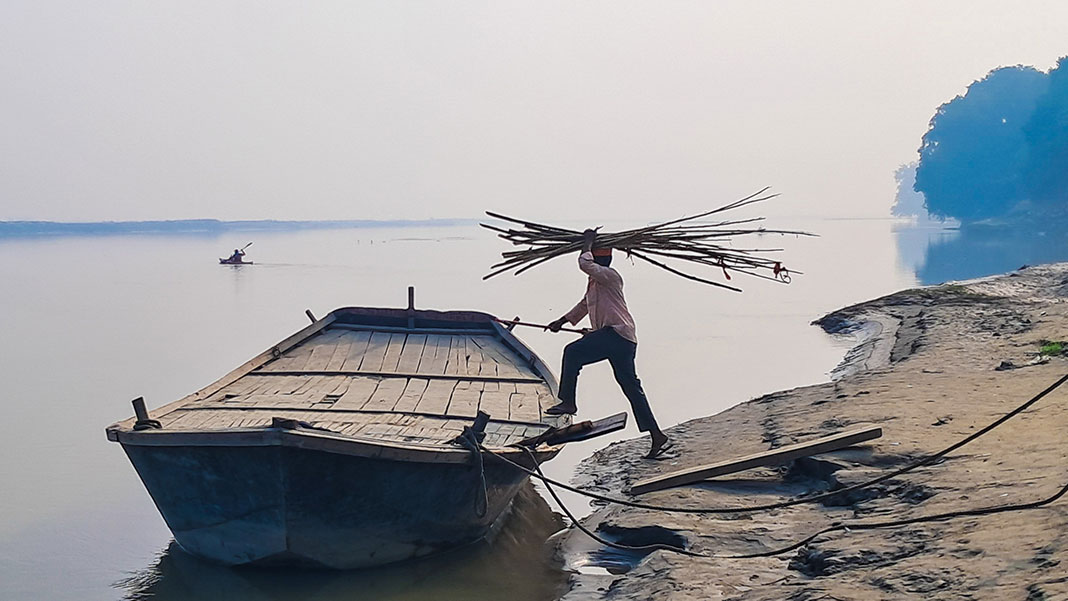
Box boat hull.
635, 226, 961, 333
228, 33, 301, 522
122, 442, 535, 569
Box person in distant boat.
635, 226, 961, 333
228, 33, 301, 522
227, 248, 245, 263
545, 229, 671, 459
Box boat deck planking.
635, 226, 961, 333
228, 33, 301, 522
131, 323, 564, 450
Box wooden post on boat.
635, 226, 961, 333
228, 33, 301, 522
131, 397, 162, 431
132, 396, 150, 422
407, 286, 416, 329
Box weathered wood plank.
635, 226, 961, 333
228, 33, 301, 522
536, 391, 557, 423
302, 330, 347, 371
332, 377, 380, 410
631, 426, 885, 495
279, 375, 311, 395
325, 331, 357, 371
396, 334, 427, 373
471, 336, 526, 378
362, 378, 408, 411
317, 374, 350, 396
446, 381, 483, 418
240, 376, 287, 397
356, 332, 392, 372
393, 378, 430, 412
260, 344, 315, 372
478, 382, 513, 421
291, 375, 327, 395
417, 335, 450, 375
380, 333, 406, 373
339, 330, 373, 371
444, 336, 465, 375
464, 337, 485, 377
204, 375, 263, 401
508, 382, 543, 422
415, 379, 456, 415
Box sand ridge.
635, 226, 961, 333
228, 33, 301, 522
558, 263, 1068, 600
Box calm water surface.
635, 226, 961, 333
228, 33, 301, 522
0, 219, 955, 600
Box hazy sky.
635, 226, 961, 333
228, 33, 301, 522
3, 2, 1067, 221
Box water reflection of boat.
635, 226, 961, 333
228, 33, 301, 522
116, 484, 568, 601
105, 301, 570, 569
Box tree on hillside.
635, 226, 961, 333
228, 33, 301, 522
1022, 57, 1068, 211
914, 66, 1048, 222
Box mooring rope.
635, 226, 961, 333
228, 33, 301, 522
477, 373, 1068, 559
513, 444, 1068, 560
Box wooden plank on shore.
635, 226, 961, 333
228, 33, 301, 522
630, 426, 884, 495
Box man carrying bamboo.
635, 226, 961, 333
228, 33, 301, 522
545, 229, 672, 459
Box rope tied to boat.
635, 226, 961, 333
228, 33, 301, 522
478, 374, 1068, 560
454, 424, 490, 519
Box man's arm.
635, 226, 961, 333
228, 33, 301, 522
577, 228, 618, 285
582, 228, 596, 254
547, 229, 599, 333
549, 297, 586, 331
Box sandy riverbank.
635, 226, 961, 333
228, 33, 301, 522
556, 263, 1068, 600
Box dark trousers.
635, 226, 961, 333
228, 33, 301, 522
557, 327, 659, 433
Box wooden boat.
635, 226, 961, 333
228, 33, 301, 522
105, 299, 571, 569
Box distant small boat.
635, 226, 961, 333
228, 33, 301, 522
218, 257, 253, 265
106, 300, 578, 569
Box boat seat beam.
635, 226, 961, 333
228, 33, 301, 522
248, 369, 544, 384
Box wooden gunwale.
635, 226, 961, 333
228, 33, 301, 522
110, 427, 559, 464
330, 324, 495, 336
164, 405, 552, 428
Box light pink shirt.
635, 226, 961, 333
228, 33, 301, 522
563, 251, 638, 343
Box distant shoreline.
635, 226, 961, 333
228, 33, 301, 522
0, 218, 476, 238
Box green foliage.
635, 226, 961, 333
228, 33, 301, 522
1022, 56, 1068, 209
915, 65, 1050, 222
1039, 340, 1068, 356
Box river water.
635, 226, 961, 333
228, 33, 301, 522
1, 218, 1057, 600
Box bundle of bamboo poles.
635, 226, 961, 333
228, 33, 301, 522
480, 188, 814, 292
